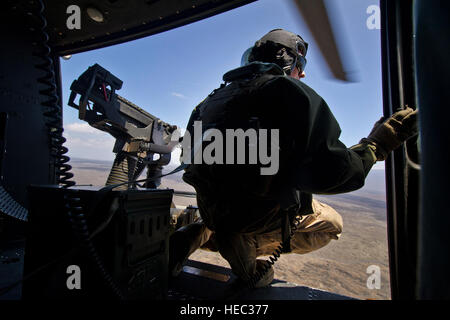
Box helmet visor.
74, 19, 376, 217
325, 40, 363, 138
295, 54, 307, 73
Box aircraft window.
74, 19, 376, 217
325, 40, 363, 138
62, 0, 389, 300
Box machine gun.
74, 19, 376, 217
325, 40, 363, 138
68, 63, 180, 190
20, 63, 195, 299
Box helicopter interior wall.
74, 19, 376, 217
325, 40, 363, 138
0, 24, 55, 210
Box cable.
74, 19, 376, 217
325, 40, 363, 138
247, 213, 303, 289
30, 0, 74, 189
103, 163, 188, 191
64, 192, 125, 299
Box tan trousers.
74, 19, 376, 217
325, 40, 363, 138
174, 199, 343, 282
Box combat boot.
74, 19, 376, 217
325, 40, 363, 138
252, 259, 274, 288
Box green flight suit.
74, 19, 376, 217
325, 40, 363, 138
176, 62, 377, 285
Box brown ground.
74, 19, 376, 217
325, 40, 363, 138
69, 158, 391, 300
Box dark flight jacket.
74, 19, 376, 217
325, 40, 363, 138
182, 62, 376, 234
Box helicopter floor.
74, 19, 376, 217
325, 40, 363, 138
168, 259, 354, 300
0, 238, 353, 301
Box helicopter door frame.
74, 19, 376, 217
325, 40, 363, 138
380, 0, 419, 300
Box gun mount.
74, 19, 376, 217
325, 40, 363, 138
68, 64, 180, 189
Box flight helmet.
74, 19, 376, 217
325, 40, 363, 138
242, 29, 308, 75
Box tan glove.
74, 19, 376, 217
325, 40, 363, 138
361, 107, 418, 161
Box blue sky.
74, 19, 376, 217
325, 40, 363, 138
60, 0, 383, 169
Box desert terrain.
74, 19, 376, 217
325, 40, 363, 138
69, 157, 391, 300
